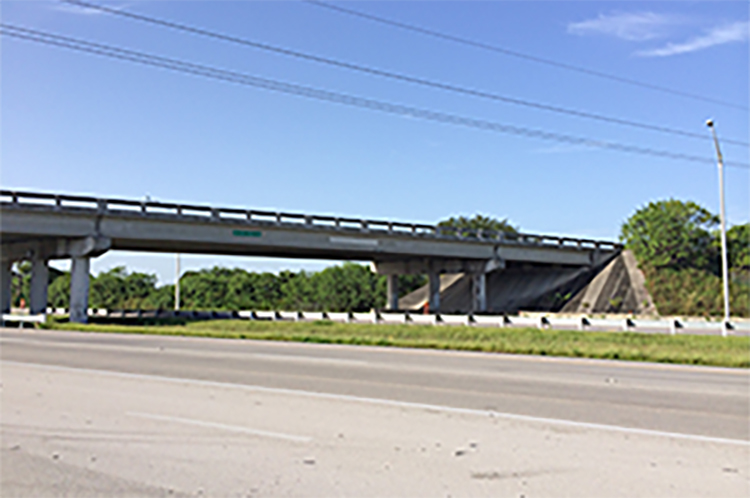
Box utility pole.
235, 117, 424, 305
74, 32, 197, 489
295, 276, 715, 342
175, 253, 181, 311
706, 119, 730, 336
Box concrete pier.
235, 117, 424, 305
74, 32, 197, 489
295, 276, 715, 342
428, 272, 440, 313
70, 257, 90, 323
386, 274, 399, 311
471, 273, 487, 313
1, 261, 11, 314
29, 259, 49, 315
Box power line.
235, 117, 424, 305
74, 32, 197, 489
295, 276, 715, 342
305, 0, 749, 112
2, 24, 747, 170
61, 0, 749, 148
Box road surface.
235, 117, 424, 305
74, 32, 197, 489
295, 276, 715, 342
1, 327, 748, 496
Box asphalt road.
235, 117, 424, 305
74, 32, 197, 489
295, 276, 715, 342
1, 327, 748, 497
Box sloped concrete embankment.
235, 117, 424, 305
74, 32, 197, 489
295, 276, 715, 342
561, 250, 656, 315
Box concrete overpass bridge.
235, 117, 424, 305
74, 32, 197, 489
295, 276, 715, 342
1, 190, 621, 322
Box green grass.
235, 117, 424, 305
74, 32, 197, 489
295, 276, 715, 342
40, 318, 750, 368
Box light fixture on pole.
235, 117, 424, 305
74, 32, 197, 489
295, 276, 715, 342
706, 119, 730, 336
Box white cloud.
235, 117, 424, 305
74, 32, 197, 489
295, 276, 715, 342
636, 21, 749, 57
568, 12, 678, 41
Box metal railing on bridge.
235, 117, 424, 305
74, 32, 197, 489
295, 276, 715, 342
1, 190, 622, 251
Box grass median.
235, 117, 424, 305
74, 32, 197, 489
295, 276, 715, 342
40, 318, 750, 368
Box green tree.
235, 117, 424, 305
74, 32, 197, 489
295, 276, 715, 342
279, 271, 316, 310
89, 267, 127, 309
48, 272, 71, 309
312, 263, 380, 311
620, 199, 719, 272
88, 267, 159, 309
726, 223, 750, 271
438, 214, 517, 237
180, 267, 231, 310
142, 285, 175, 310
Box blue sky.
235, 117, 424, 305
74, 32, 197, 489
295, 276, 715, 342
2, 1, 748, 283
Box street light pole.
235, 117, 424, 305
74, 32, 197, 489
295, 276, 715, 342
706, 119, 730, 336
175, 253, 181, 311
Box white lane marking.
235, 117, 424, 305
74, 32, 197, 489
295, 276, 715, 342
248, 353, 367, 366
5, 361, 749, 447
0, 337, 367, 367
126, 412, 311, 443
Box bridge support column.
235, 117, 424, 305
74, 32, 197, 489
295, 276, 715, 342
70, 256, 90, 324
386, 274, 399, 310
1, 261, 12, 314
29, 259, 49, 315
428, 272, 440, 313
471, 273, 487, 313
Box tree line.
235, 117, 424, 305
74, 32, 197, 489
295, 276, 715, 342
11, 263, 426, 313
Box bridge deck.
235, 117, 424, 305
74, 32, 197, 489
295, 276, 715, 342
1, 190, 620, 266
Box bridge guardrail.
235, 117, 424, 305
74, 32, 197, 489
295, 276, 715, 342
33, 308, 750, 336
1, 190, 622, 251
2, 314, 47, 327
